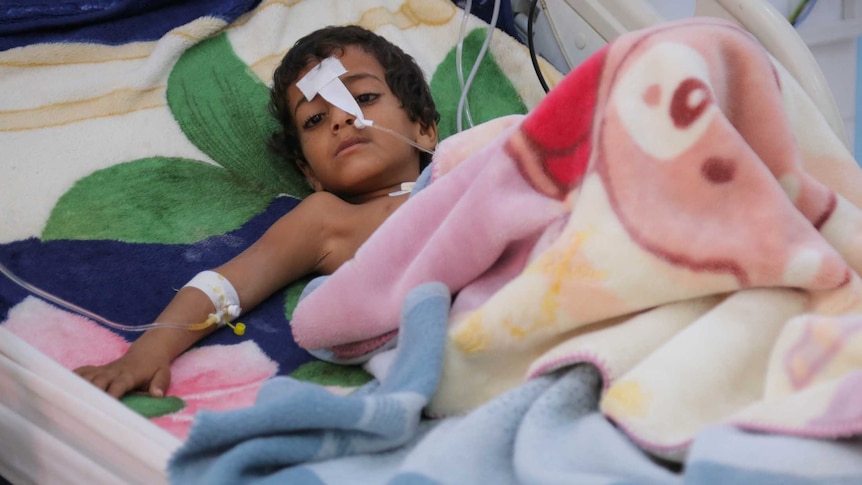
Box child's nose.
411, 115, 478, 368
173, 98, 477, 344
330, 107, 356, 132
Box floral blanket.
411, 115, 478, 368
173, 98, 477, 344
0, 0, 545, 441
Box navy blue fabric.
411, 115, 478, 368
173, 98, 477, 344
0, 0, 261, 51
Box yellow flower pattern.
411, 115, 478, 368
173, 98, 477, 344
603, 381, 650, 418
453, 227, 612, 354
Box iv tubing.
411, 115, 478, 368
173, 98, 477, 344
365, 122, 434, 155
0, 260, 217, 332
456, 0, 501, 133
456, 0, 476, 130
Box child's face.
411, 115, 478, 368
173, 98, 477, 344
287, 45, 436, 200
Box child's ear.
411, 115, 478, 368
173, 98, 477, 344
297, 160, 324, 192
416, 122, 438, 153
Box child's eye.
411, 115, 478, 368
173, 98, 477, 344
302, 113, 324, 130
355, 93, 379, 105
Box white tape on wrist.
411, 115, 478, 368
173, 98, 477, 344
183, 270, 242, 326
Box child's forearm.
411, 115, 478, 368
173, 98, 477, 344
124, 201, 328, 364
126, 287, 221, 362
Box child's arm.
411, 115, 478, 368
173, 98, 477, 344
74, 194, 338, 398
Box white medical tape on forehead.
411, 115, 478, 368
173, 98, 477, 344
183, 270, 242, 326
295, 56, 373, 128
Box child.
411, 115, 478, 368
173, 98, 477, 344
73, 25, 440, 399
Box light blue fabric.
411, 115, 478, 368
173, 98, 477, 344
379, 365, 677, 485
685, 425, 862, 485
410, 162, 435, 198
168, 281, 452, 485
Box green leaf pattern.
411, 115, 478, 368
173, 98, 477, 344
431, 28, 528, 140
43, 33, 310, 244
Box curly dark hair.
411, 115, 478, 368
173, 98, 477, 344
269, 25, 440, 172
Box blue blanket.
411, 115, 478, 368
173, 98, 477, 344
168, 282, 452, 484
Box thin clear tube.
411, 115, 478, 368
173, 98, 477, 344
364, 122, 435, 155
456, 0, 476, 130
455, 0, 501, 133
0, 260, 216, 332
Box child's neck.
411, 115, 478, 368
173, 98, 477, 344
341, 182, 415, 205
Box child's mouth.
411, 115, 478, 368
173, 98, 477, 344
336, 137, 366, 157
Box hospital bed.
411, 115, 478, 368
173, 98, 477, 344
0, 0, 853, 483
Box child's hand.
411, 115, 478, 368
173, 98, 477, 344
74, 351, 172, 399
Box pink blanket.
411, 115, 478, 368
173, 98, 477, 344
292, 18, 862, 457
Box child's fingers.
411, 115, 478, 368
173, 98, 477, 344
85, 369, 117, 393
106, 373, 136, 399
149, 367, 171, 398
72, 365, 94, 379
72, 366, 105, 391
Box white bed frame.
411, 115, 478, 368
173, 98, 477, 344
0, 1, 846, 483
0, 327, 178, 485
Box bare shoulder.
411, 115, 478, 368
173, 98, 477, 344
268, 192, 347, 228
301, 191, 344, 206
285, 192, 404, 274
245, 193, 348, 261
289, 191, 356, 229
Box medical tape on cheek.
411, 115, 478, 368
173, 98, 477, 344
183, 270, 242, 326
296, 56, 373, 128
